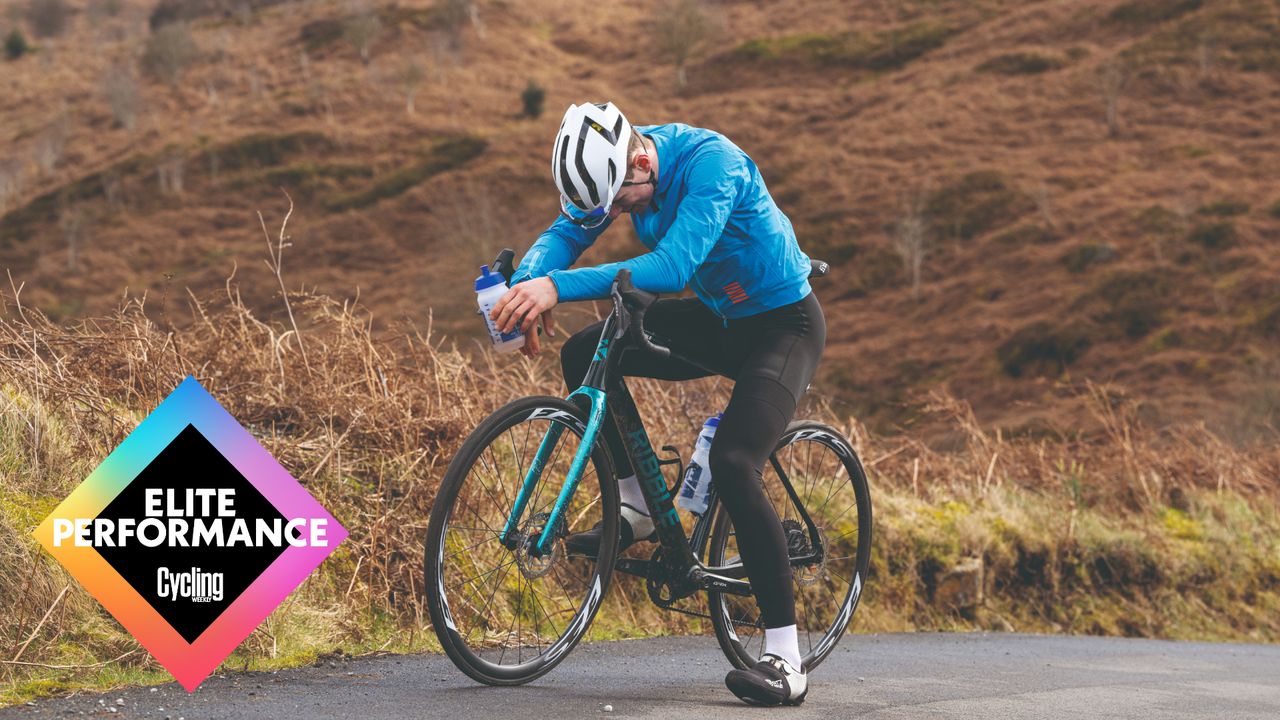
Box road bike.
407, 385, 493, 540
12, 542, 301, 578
424, 252, 873, 685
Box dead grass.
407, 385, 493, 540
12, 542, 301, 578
1, 252, 1277, 702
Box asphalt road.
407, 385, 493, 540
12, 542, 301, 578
4, 633, 1279, 719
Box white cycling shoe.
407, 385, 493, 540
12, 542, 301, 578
725, 653, 808, 706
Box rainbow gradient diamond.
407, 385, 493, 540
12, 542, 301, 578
34, 376, 348, 691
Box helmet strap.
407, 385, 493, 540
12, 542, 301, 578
621, 168, 656, 189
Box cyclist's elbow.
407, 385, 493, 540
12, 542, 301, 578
649, 252, 696, 293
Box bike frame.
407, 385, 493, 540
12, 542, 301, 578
498, 291, 825, 601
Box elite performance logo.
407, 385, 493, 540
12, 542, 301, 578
34, 376, 347, 690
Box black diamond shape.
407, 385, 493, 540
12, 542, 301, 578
96, 424, 289, 643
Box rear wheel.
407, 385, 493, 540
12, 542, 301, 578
706, 421, 872, 671
424, 396, 619, 685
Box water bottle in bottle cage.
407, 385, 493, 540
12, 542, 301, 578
676, 413, 722, 516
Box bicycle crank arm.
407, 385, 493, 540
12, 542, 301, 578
689, 567, 753, 596
699, 550, 824, 580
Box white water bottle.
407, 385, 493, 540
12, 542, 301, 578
475, 264, 525, 353
677, 413, 722, 516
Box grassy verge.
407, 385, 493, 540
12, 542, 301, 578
1, 277, 1276, 706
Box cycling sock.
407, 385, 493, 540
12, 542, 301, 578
764, 625, 802, 670
617, 473, 647, 512
619, 502, 654, 539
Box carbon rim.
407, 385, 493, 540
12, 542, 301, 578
708, 423, 871, 671
428, 399, 617, 683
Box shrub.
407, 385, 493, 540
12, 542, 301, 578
1196, 200, 1249, 217
1099, 59, 1128, 137
1122, 3, 1279, 76
325, 136, 487, 212
25, 0, 69, 39
343, 9, 381, 65
1084, 271, 1173, 338
731, 22, 952, 72
997, 321, 1092, 378
261, 162, 374, 193
205, 131, 333, 173
1270, 200, 1280, 219
4, 29, 27, 60
842, 245, 902, 299
149, 0, 290, 30
0, 158, 23, 214
299, 18, 343, 52
892, 190, 929, 300
101, 63, 141, 130
87, 0, 123, 19
869, 22, 952, 71
1146, 328, 1182, 352
1254, 298, 1280, 339
520, 80, 545, 119
655, 0, 709, 88
400, 57, 427, 115
142, 23, 200, 86
1135, 205, 1182, 238
1061, 243, 1117, 274
436, 0, 474, 51
976, 52, 1064, 75
994, 224, 1059, 245
1106, 0, 1203, 27
926, 171, 1032, 241
32, 118, 68, 173
1186, 222, 1236, 249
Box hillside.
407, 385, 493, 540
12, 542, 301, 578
1, 0, 1278, 439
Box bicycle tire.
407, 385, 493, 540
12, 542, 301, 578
705, 420, 872, 671
424, 395, 620, 685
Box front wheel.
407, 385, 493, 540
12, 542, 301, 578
424, 395, 620, 685
706, 421, 872, 671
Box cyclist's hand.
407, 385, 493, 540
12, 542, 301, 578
518, 309, 555, 357
492, 276, 558, 339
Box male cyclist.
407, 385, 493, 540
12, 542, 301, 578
491, 101, 825, 707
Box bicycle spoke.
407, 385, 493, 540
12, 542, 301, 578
515, 572, 523, 664
509, 427, 528, 513
527, 582, 564, 647
803, 438, 814, 516
473, 447, 515, 525
445, 535, 500, 562
480, 557, 518, 654
826, 567, 853, 586
443, 525, 499, 534
429, 401, 621, 678
446, 556, 516, 594
707, 429, 868, 671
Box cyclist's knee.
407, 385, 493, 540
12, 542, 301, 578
708, 443, 759, 487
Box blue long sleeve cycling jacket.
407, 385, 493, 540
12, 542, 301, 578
510, 123, 813, 322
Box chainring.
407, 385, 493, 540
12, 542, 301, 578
645, 547, 709, 617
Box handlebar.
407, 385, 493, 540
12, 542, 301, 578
489, 248, 829, 359
608, 260, 827, 359
611, 269, 670, 358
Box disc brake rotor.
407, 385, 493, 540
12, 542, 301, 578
515, 512, 565, 579
782, 519, 826, 587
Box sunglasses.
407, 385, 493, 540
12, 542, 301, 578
558, 169, 656, 229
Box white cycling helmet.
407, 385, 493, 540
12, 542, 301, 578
553, 101, 632, 229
